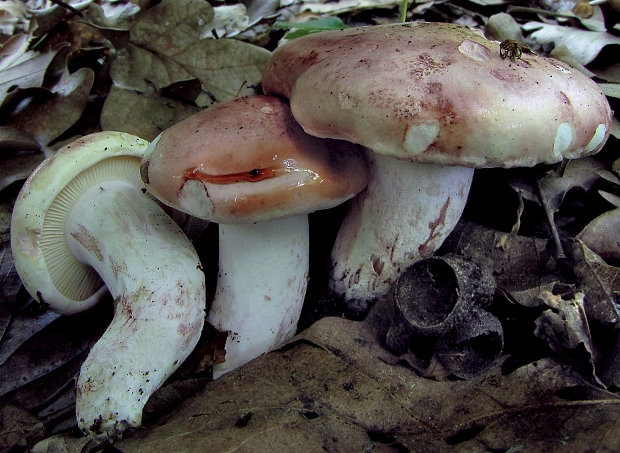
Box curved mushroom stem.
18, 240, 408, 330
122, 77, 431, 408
208, 216, 309, 379
328, 154, 474, 311
66, 181, 205, 441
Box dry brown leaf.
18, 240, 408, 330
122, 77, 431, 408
534, 292, 601, 384
109, 0, 270, 107
568, 239, 620, 325
538, 157, 607, 214
0, 43, 58, 106
522, 21, 620, 65
114, 299, 620, 452
0, 199, 18, 352
439, 220, 557, 307
0, 405, 46, 451
578, 191, 620, 265
100, 85, 200, 141
299, 0, 401, 15
5, 67, 94, 147
0, 153, 46, 191
31, 432, 96, 453
0, 303, 110, 399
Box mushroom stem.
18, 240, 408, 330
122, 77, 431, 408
208, 216, 309, 379
328, 154, 474, 309
66, 179, 205, 441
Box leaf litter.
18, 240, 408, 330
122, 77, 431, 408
0, 0, 619, 451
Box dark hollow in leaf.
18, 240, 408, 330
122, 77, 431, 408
0, 127, 41, 155
234, 412, 253, 428
301, 410, 320, 420
444, 424, 486, 445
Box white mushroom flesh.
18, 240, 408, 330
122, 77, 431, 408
208, 216, 309, 379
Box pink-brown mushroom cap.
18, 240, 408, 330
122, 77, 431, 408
141, 96, 368, 223
262, 22, 611, 168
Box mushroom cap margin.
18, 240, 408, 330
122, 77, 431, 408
262, 22, 612, 168
142, 95, 369, 223
10, 132, 150, 315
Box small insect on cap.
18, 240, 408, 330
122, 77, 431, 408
141, 95, 368, 223
262, 22, 612, 168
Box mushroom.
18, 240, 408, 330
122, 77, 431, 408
141, 95, 368, 378
10, 132, 206, 441
262, 22, 612, 312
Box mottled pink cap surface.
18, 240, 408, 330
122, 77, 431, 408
263, 22, 611, 168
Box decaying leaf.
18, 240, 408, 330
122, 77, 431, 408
522, 21, 620, 65
0, 42, 58, 106
100, 85, 200, 141
439, 220, 557, 307
485, 12, 525, 42
113, 299, 620, 452
0, 405, 46, 452
0, 198, 18, 350
109, 0, 270, 107
5, 67, 95, 147
31, 432, 96, 453
301, 0, 403, 15
537, 157, 606, 215
578, 191, 620, 265
84, 1, 141, 29
205, 4, 251, 38
0, 303, 111, 400
0, 153, 46, 191
534, 292, 601, 384
568, 239, 620, 325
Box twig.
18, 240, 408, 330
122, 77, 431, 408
507, 5, 578, 19
48, 0, 83, 17
535, 176, 567, 260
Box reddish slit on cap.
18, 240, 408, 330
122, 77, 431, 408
184, 167, 280, 184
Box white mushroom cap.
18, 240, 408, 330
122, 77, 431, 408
11, 133, 149, 315
263, 22, 611, 168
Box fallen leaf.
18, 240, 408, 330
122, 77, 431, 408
0, 44, 58, 106
567, 239, 620, 325
599, 82, 620, 99
113, 299, 620, 452
109, 0, 270, 107
0, 198, 18, 352
485, 12, 525, 42
538, 157, 607, 214
204, 4, 250, 39
439, 220, 557, 308
577, 191, 620, 265
85, 1, 141, 29
522, 21, 620, 65
299, 0, 401, 15
100, 85, 200, 141
31, 432, 96, 453
0, 405, 46, 452
534, 292, 601, 384
0, 127, 41, 155
591, 60, 620, 83
0, 153, 46, 191
0, 302, 111, 398
6, 67, 95, 147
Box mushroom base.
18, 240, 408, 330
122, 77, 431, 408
328, 155, 474, 308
